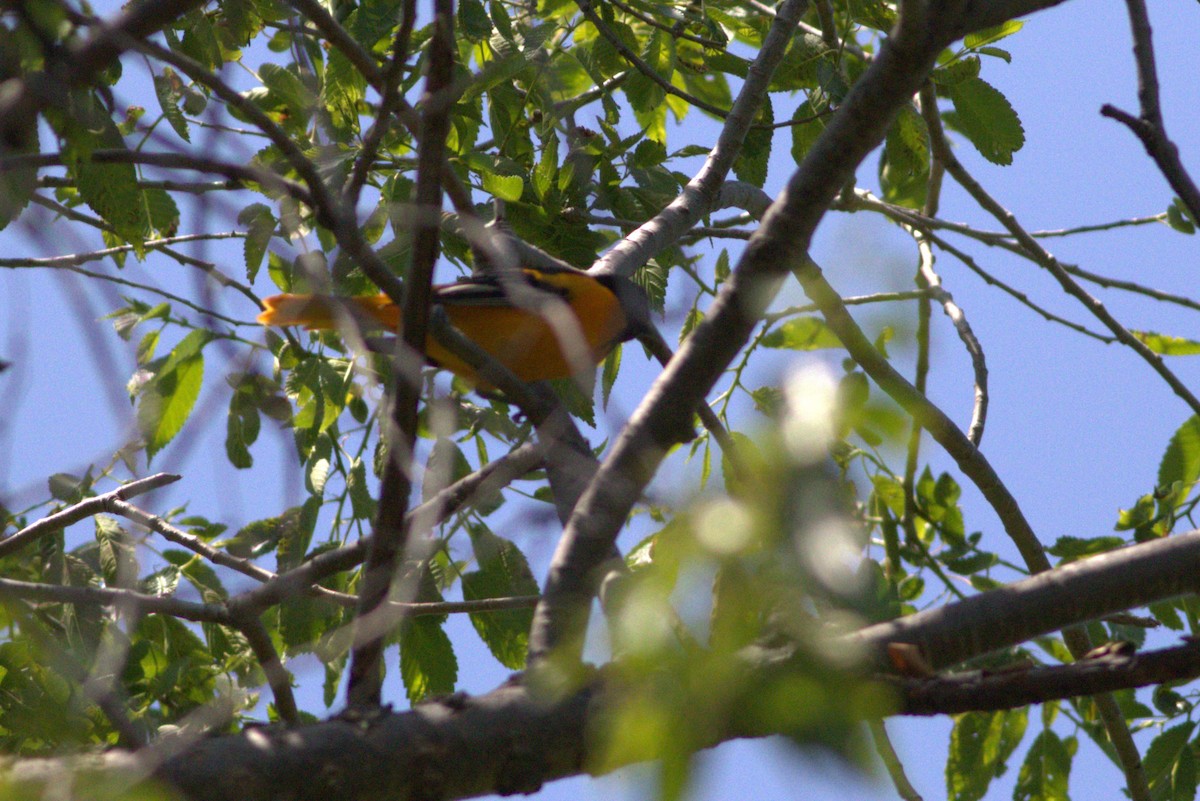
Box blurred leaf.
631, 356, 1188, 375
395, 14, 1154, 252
1166, 198, 1197, 234
1013, 730, 1071, 801
762, 317, 843, 350
1143, 722, 1195, 785
1132, 331, 1200, 356
1046, 535, 1125, 562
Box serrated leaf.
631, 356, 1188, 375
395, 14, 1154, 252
1046, 535, 1125, 561
602, 342, 622, 410
733, 95, 771, 188
275, 500, 317, 573
347, 458, 376, 520
400, 617, 458, 702
946, 708, 1028, 801
481, 171, 525, 202
140, 564, 181, 596
1013, 730, 1071, 801
548, 374, 596, 427
679, 307, 704, 344
963, 20, 1023, 49
1144, 722, 1196, 784
164, 548, 228, 601
1159, 416, 1200, 504
424, 439, 472, 502
462, 527, 538, 669
306, 457, 329, 496
932, 55, 981, 87
49, 471, 93, 503
225, 400, 257, 470
761, 317, 842, 350
323, 47, 367, 133
459, 0, 492, 40
138, 349, 204, 463
153, 69, 191, 143
238, 203, 275, 283
1115, 493, 1155, 531
945, 77, 1024, 165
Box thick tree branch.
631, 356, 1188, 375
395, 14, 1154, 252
12, 529, 1200, 801
529, 6, 949, 664
0, 473, 180, 558
346, 0, 455, 708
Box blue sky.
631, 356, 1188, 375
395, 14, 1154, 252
3, 1, 1200, 799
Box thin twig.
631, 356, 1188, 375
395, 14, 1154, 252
232, 610, 299, 726
1100, 0, 1200, 225
869, 720, 924, 801
530, 0, 810, 664
923, 59, 1154, 801
0, 474, 180, 558
922, 75, 1200, 423
574, 0, 729, 119
346, 0, 455, 709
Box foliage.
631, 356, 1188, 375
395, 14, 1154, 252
1, 1, 1200, 800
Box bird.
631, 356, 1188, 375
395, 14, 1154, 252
257, 266, 652, 388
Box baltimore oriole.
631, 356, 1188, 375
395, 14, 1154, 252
257, 267, 651, 387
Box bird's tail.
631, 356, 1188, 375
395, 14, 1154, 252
257, 294, 398, 330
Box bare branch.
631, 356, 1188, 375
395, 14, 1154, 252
1100, 0, 1200, 226
0, 474, 180, 559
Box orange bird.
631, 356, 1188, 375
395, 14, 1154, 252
257, 267, 651, 388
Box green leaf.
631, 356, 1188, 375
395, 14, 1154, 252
482, 171, 525, 202
238, 203, 275, 283
790, 98, 828, 164
761, 317, 842, 350
1132, 331, 1200, 356
1158, 416, 1200, 499
138, 336, 207, 463
1013, 730, 1071, 801
153, 68, 191, 143
1144, 722, 1196, 785
946, 708, 1028, 801
277, 500, 318, 573
1046, 535, 1125, 562
1169, 738, 1197, 801
944, 77, 1025, 165
347, 458, 377, 520
424, 439, 473, 503
399, 618, 458, 702
48, 470, 94, 503
323, 47, 367, 133
459, 0, 492, 41
462, 526, 539, 669
932, 55, 981, 87
963, 20, 1024, 49
69, 134, 150, 244
164, 548, 228, 601
1166, 198, 1197, 234
602, 342, 622, 410
548, 375, 596, 427
225, 389, 259, 470
1115, 493, 1156, 532
732, 95, 771, 188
